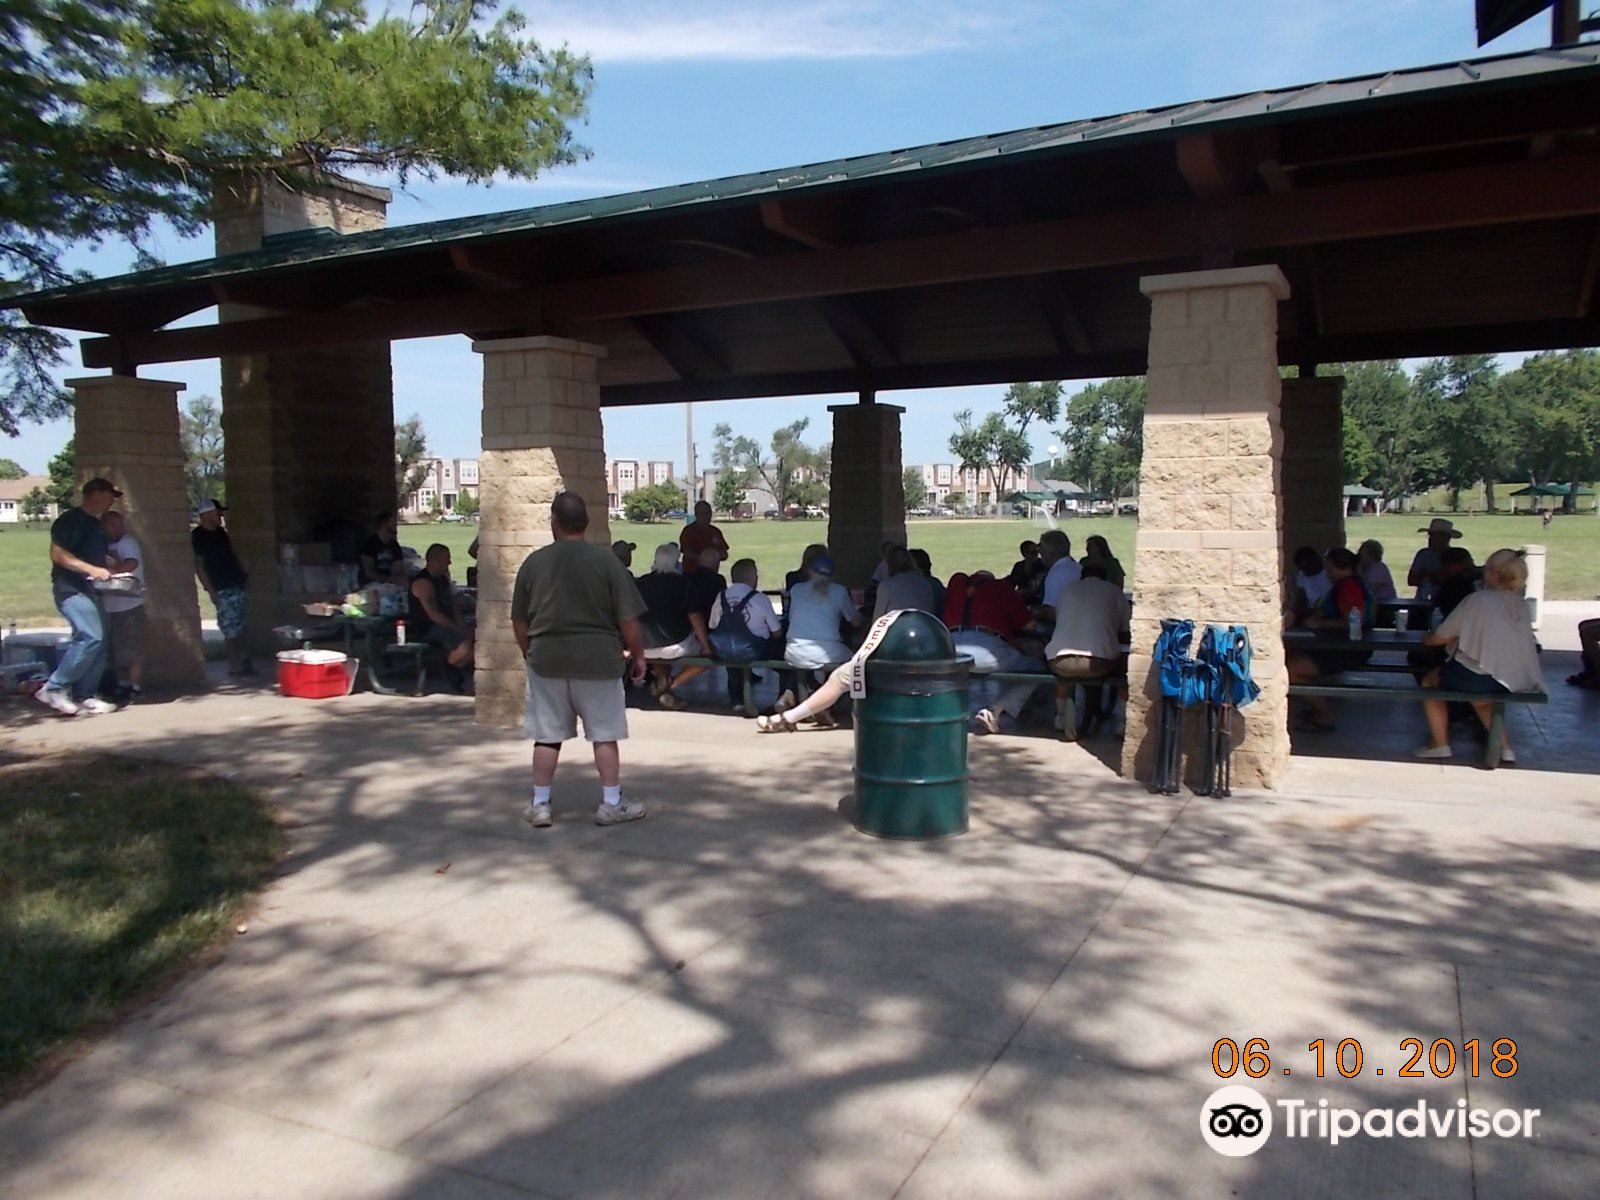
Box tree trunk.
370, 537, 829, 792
1483, 475, 1497, 514
1449, 486, 1461, 512
1565, 474, 1581, 514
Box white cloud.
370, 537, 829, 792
523, 0, 1032, 63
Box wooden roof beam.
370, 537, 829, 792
1032, 275, 1093, 355
630, 314, 729, 380
813, 296, 898, 369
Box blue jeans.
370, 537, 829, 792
49, 592, 107, 701
954, 630, 1044, 718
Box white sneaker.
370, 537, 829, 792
524, 802, 552, 828
1413, 744, 1453, 760
34, 685, 80, 716
78, 697, 118, 715
1500, 747, 1517, 765
972, 708, 1001, 736
595, 797, 647, 826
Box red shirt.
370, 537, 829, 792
946, 578, 1032, 638
679, 521, 729, 563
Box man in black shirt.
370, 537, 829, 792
37, 477, 127, 716
191, 499, 254, 675
636, 543, 713, 709
359, 511, 406, 585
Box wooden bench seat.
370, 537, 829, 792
1287, 682, 1547, 768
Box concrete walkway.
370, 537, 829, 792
3, 678, 1598, 1199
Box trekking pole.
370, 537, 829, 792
1151, 691, 1171, 793
1216, 704, 1233, 797
1161, 697, 1182, 795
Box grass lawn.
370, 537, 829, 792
0, 753, 281, 1095
6, 510, 1597, 629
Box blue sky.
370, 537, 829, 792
8, 0, 1552, 475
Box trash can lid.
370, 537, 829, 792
867, 610, 957, 662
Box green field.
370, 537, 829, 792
4, 511, 1596, 628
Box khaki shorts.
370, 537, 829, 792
1048, 653, 1120, 679
523, 669, 629, 744
107, 606, 146, 671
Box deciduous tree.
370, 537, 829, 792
394, 415, 431, 502
2, 0, 592, 436
180, 394, 225, 507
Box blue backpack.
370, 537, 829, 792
1198, 624, 1261, 708
710, 590, 767, 663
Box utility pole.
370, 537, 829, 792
685, 402, 697, 502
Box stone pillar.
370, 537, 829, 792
1280, 375, 1346, 567
472, 336, 609, 728
214, 172, 396, 652
68, 375, 206, 688
1122, 266, 1292, 790
825, 399, 907, 587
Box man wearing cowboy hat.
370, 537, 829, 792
1409, 518, 1464, 602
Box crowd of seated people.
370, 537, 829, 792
1286, 524, 1545, 746
626, 505, 1134, 737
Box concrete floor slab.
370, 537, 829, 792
405, 986, 999, 1200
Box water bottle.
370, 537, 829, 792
1347, 606, 1362, 641
1394, 607, 1408, 634
394, 618, 407, 645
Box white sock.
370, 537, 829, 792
602, 784, 622, 807
784, 697, 820, 723
532, 785, 551, 807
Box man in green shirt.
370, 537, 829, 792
511, 492, 648, 828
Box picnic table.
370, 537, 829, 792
1284, 625, 1545, 767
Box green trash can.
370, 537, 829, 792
852, 610, 973, 839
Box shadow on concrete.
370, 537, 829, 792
5, 698, 1598, 1198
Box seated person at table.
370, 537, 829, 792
1007, 540, 1045, 596
1356, 539, 1397, 603
1046, 564, 1130, 680
1408, 518, 1462, 601
408, 544, 475, 679
1286, 547, 1374, 731
1079, 535, 1126, 591
1431, 547, 1479, 621
780, 555, 861, 726
946, 570, 1045, 736
1289, 545, 1332, 618
636, 544, 713, 710
873, 543, 937, 618
784, 543, 829, 599
910, 548, 945, 618
685, 546, 727, 621
1568, 618, 1600, 690
710, 558, 784, 709
1032, 530, 1080, 625
1415, 549, 1544, 763
359, 511, 407, 585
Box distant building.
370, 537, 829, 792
606, 459, 675, 510
0, 474, 55, 523
912, 463, 1040, 508
401, 458, 479, 517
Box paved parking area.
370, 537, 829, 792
3, 673, 1597, 1199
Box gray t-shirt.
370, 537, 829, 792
511, 540, 646, 679
873, 570, 937, 619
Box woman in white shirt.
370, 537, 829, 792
1415, 548, 1543, 763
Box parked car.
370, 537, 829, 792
907, 506, 932, 517
802, 505, 826, 519
762, 508, 781, 519
439, 511, 469, 523
665, 508, 688, 520
1117, 501, 1139, 515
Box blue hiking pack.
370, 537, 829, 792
1198, 624, 1261, 708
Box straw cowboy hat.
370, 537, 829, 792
1418, 518, 1463, 538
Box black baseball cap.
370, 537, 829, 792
82, 478, 123, 498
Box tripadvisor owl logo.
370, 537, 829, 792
1202, 1085, 1273, 1157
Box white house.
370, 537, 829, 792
0, 475, 54, 523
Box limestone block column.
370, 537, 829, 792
472, 336, 610, 728
1122, 266, 1292, 790
825, 401, 907, 587
68, 376, 205, 688
1280, 375, 1346, 567
214, 172, 396, 652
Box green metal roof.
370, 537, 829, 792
11, 42, 1600, 316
